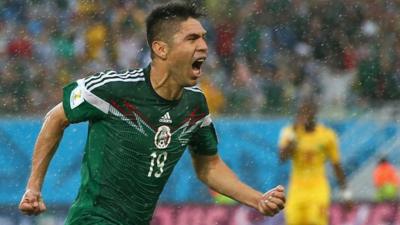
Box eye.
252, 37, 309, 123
186, 34, 200, 41
188, 36, 196, 41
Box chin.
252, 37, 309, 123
183, 78, 198, 87
186, 81, 198, 87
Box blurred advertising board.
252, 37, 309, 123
1, 203, 399, 225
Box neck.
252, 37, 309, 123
150, 62, 183, 101
294, 120, 316, 132
304, 123, 315, 132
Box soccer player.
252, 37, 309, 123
19, 3, 285, 224
279, 99, 349, 225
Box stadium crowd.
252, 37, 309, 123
0, 0, 399, 116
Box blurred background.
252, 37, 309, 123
0, 0, 399, 224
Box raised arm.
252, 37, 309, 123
191, 153, 285, 217
278, 126, 297, 162
19, 103, 70, 215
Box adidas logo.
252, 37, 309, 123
159, 112, 172, 123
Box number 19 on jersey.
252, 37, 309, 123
147, 151, 168, 178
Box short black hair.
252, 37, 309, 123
146, 2, 204, 47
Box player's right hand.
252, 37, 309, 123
19, 189, 47, 216
287, 139, 297, 149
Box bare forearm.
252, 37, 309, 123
27, 104, 69, 191
333, 163, 346, 189
194, 155, 262, 208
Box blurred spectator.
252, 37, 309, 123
227, 60, 265, 115
215, 19, 237, 74
259, 63, 286, 114
373, 157, 399, 202
199, 75, 226, 115
0, 62, 29, 113
319, 62, 356, 117
7, 25, 33, 59
0, 20, 9, 58
34, 30, 56, 67
2, 0, 27, 23
76, 0, 101, 16
84, 16, 107, 61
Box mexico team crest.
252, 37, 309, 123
154, 125, 171, 149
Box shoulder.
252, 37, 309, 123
184, 85, 206, 101
281, 124, 294, 132
77, 68, 146, 100
82, 68, 145, 92
183, 85, 209, 112
279, 125, 295, 140
317, 123, 338, 139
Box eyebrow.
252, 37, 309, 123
185, 32, 207, 39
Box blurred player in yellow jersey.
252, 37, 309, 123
279, 99, 350, 225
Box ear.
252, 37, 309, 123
151, 41, 169, 60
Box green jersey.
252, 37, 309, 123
62, 65, 218, 225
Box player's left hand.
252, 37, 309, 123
257, 185, 286, 217
339, 188, 353, 211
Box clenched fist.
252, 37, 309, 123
257, 185, 286, 217
19, 189, 47, 216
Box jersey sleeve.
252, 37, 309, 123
188, 115, 218, 155
326, 129, 340, 164
188, 92, 218, 155
278, 125, 296, 149
63, 75, 111, 123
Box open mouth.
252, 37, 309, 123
192, 57, 206, 73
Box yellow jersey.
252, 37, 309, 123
279, 123, 340, 189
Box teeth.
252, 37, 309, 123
195, 58, 206, 63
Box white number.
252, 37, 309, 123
147, 151, 168, 178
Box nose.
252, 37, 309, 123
198, 37, 208, 52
